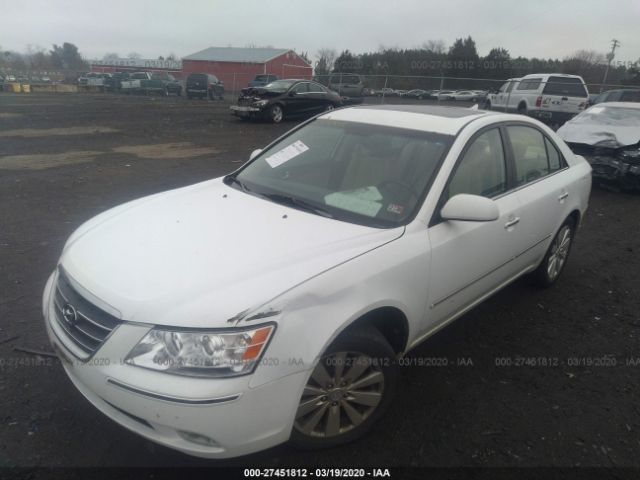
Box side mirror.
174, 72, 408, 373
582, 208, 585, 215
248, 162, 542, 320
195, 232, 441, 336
249, 149, 262, 161
440, 194, 499, 222
289, 90, 297, 97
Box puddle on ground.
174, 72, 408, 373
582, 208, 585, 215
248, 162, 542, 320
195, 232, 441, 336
0, 126, 118, 137
0, 151, 102, 170
112, 142, 218, 159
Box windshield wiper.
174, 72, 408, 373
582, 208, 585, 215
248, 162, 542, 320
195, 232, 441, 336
262, 193, 335, 219
224, 175, 251, 193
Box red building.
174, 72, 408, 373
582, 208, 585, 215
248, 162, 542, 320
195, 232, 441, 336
181, 47, 312, 93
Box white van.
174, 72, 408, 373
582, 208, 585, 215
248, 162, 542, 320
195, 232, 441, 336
486, 73, 589, 124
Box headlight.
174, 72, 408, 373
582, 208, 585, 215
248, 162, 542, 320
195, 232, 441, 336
125, 324, 275, 378
254, 99, 269, 107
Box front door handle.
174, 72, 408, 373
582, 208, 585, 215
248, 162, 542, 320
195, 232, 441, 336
505, 217, 520, 229
558, 192, 569, 201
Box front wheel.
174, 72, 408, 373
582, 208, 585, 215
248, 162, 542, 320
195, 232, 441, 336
269, 104, 284, 123
290, 326, 397, 449
530, 218, 576, 287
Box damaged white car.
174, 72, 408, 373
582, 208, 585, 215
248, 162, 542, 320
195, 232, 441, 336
557, 102, 640, 190
44, 105, 591, 458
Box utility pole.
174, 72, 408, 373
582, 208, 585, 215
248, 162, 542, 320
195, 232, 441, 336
600, 39, 620, 93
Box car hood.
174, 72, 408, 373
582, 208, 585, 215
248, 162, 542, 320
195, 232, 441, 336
557, 122, 640, 149
60, 178, 403, 328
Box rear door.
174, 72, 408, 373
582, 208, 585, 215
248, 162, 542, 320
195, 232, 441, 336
541, 76, 588, 115
504, 124, 573, 269
427, 127, 526, 328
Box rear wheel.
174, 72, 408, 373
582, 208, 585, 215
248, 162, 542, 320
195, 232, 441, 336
531, 217, 576, 287
290, 326, 397, 450
517, 103, 527, 115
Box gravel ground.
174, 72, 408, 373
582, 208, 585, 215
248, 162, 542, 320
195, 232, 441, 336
0, 92, 639, 470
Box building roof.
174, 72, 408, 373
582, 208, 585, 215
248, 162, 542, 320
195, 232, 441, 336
183, 47, 294, 64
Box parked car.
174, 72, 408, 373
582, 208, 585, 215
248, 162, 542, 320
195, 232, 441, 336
450, 90, 482, 101
186, 73, 224, 100
230, 79, 342, 123
44, 104, 591, 459
248, 74, 279, 88
592, 89, 640, 105
328, 73, 364, 99
377, 87, 398, 97
404, 89, 430, 99
435, 90, 456, 100
557, 102, 640, 191
120, 72, 151, 92
104, 72, 131, 91
485, 73, 588, 124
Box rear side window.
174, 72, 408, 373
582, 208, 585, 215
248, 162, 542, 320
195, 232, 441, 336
508, 126, 551, 185
543, 76, 587, 97
308, 82, 325, 93
517, 78, 542, 90
545, 138, 564, 171
447, 128, 507, 199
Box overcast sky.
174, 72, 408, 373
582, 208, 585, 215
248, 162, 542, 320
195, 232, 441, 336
2, 0, 638, 64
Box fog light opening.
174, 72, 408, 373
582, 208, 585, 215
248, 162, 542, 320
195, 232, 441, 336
177, 430, 220, 447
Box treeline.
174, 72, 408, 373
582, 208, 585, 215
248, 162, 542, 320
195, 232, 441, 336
0, 42, 88, 80
315, 37, 640, 89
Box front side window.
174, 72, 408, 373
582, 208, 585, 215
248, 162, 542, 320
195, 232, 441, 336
447, 128, 507, 199
229, 119, 453, 227
508, 126, 550, 185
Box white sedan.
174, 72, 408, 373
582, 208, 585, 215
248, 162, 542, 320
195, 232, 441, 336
43, 105, 592, 458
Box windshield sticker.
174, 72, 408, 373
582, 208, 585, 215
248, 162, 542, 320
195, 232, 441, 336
386, 203, 405, 215
264, 140, 309, 168
324, 186, 383, 217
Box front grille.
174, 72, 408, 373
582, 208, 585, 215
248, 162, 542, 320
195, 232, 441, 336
52, 270, 121, 357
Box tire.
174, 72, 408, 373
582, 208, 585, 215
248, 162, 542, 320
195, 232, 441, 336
269, 104, 284, 123
517, 103, 527, 116
530, 217, 576, 288
290, 325, 397, 450
208, 90, 214, 100
485, 100, 492, 111
324, 103, 335, 113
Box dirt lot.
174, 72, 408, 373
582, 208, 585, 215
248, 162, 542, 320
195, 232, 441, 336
1, 92, 639, 469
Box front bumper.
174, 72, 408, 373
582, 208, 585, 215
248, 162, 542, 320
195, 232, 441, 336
42, 272, 306, 458
230, 105, 263, 117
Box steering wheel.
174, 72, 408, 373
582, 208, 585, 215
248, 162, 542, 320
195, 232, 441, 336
377, 180, 420, 201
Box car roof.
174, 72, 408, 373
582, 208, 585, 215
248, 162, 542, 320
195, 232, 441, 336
521, 73, 584, 80
322, 105, 495, 135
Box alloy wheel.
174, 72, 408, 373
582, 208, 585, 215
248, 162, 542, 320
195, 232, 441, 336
547, 225, 572, 281
294, 351, 384, 438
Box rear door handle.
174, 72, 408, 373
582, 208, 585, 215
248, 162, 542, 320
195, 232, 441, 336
558, 192, 569, 201
504, 217, 520, 229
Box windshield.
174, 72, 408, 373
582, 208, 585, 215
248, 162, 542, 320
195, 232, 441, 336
263, 80, 297, 91
229, 119, 452, 228
572, 106, 640, 126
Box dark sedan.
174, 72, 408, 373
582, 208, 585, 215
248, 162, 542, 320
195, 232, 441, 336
230, 79, 342, 123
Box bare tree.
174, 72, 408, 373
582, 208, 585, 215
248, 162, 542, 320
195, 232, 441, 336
422, 40, 446, 54
127, 52, 142, 59
103, 52, 119, 61
314, 48, 337, 76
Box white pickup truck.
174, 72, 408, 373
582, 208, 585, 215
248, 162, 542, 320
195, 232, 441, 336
486, 73, 589, 124
120, 72, 152, 92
